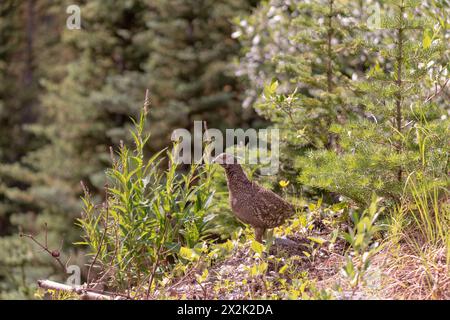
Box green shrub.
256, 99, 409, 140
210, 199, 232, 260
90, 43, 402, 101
342, 195, 383, 294
77, 108, 216, 293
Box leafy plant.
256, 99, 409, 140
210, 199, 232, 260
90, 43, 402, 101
77, 108, 216, 295
342, 195, 383, 296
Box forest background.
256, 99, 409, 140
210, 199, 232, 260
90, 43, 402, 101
0, 0, 448, 299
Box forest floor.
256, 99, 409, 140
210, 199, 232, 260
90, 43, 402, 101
37, 207, 449, 300
159, 223, 449, 300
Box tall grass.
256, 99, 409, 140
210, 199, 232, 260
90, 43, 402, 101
384, 172, 449, 299
404, 174, 449, 249
388, 116, 449, 268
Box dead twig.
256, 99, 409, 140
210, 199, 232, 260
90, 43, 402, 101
194, 277, 208, 300
20, 228, 66, 273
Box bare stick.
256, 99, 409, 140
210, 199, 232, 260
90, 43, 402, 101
194, 277, 208, 300
37, 280, 114, 300
20, 231, 66, 272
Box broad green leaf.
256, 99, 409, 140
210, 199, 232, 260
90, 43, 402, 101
308, 236, 326, 245
179, 246, 199, 261
251, 240, 265, 255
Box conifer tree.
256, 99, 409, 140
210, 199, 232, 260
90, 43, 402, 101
144, 0, 258, 151
259, 0, 365, 150
236, 0, 369, 199
1, 0, 256, 297
30, 0, 256, 212
299, 0, 449, 205
27, 0, 153, 211
1, 0, 153, 298
238, 0, 374, 150
0, 0, 68, 298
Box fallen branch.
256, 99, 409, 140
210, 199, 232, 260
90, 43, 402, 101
37, 279, 127, 300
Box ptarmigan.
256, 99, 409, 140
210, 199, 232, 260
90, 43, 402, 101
213, 153, 296, 242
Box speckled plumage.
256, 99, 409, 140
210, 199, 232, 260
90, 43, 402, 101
214, 153, 295, 242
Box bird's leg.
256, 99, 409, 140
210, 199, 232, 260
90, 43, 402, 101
254, 227, 266, 243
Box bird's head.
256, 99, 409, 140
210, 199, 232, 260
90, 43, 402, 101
212, 153, 239, 167
212, 153, 249, 181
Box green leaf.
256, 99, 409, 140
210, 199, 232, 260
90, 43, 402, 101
263, 79, 279, 98
179, 246, 199, 261
423, 29, 432, 49
279, 264, 289, 274
197, 269, 209, 283
251, 240, 265, 255
307, 236, 326, 245
354, 233, 365, 248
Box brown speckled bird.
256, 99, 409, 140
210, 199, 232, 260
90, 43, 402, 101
213, 153, 296, 242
